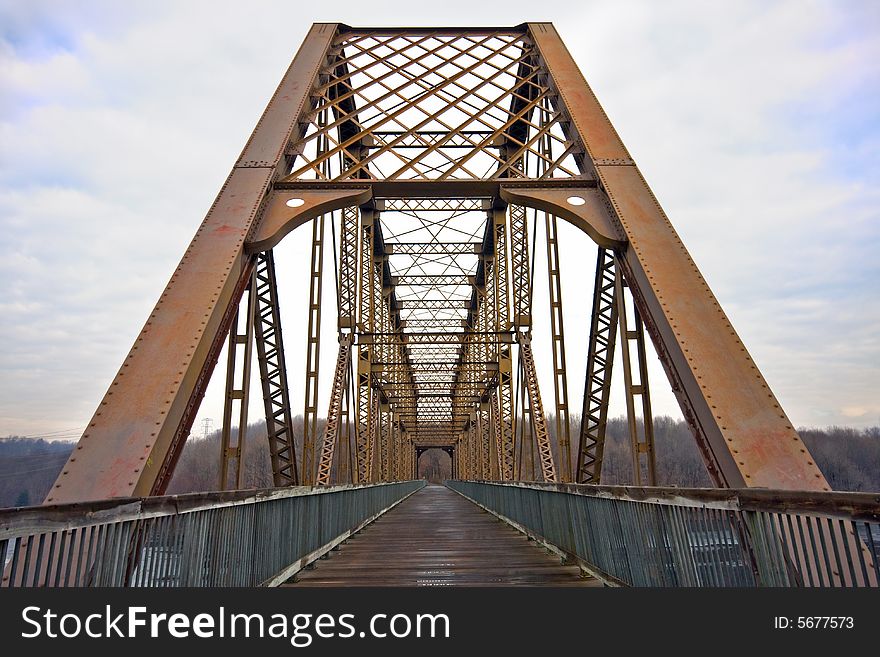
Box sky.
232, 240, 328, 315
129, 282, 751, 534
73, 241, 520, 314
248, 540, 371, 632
1, 0, 878, 443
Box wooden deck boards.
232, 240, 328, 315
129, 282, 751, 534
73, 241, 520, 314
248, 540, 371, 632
286, 484, 600, 587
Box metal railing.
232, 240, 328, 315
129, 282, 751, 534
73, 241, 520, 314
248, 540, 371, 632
447, 480, 880, 587
1, 480, 424, 587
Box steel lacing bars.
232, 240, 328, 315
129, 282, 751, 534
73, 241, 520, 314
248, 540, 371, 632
253, 251, 299, 487
575, 248, 618, 484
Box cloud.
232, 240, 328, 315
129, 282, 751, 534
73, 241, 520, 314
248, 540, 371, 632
1, 0, 878, 439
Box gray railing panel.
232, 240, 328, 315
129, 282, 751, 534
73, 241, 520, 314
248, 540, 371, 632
448, 480, 879, 588
1, 480, 424, 587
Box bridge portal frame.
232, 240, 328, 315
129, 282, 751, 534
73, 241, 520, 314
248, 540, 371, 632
47, 23, 828, 504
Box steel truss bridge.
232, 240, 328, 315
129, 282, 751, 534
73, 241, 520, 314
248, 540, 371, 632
3, 23, 877, 588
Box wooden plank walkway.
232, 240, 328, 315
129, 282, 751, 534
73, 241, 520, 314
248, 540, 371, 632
287, 484, 600, 587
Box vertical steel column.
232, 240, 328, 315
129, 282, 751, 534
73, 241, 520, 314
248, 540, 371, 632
509, 203, 534, 481
412, 441, 418, 480
475, 412, 484, 479
394, 427, 402, 481
576, 248, 618, 484
480, 231, 497, 484
478, 259, 492, 482
379, 403, 391, 482
335, 204, 361, 486
315, 334, 352, 486
459, 428, 467, 480
479, 402, 491, 479
518, 334, 557, 482
515, 359, 532, 480
490, 391, 502, 480
335, 204, 360, 486
615, 266, 657, 485
544, 211, 572, 481
368, 215, 387, 483
356, 210, 375, 484
253, 251, 299, 486
219, 275, 256, 490
390, 413, 399, 481
468, 410, 480, 479
367, 393, 379, 482
301, 212, 326, 485
338, 206, 360, 331
510, 204, 531, 330
495, 209, 515, 479
339, 376, 353, 484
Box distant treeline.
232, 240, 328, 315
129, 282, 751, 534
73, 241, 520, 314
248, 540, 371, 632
0, 437, 75, 507
1, 418, 878, 508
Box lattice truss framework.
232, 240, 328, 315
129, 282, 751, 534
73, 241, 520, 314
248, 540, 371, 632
297, 28, 590, 484
306, 200, 572, 483
48, 24, 830, 505
285, 29, 582, 181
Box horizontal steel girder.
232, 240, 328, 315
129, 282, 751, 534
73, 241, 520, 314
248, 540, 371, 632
385, 242, 481, 255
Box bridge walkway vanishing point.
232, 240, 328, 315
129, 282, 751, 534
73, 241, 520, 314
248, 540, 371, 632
288, 485, 599, 587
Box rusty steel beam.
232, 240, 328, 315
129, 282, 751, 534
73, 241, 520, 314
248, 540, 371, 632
379, 403, 392, 481
391, 274, 474, 286
395, 300, 470, 310
616, 268, 657, 486
315, 335, 353, 486
576, 248, 618, 484
398, 319, 467, 329
544, 211, 572, 481
518, 334, 557, 482
276, 179, 597, 197
361, 331, 512, 345
377, 198, 487, 212
46, 24, 339, 502
527, 22, 829, 491
367, 394, 380, 482
492, 209, 515, 480
385, 242, 481, 256
219, 276, 256, 490
301, 213, 326, 485
355, 212, 375, 484
509, 204, 531, 329
253, 251, 299, 487
516, 355, 534, 481
338, 205, 360, 330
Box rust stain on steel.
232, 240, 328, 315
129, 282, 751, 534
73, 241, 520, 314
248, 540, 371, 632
529, 23, 829, 491
46, 24, 339, 504
288, 485, 599, 586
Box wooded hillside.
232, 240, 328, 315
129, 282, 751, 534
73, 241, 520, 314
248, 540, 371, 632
1, 418, 878, 507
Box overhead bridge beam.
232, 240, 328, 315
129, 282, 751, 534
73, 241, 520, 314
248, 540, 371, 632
396, 300, 470, 310
386, 242, 481, 255
275, 178, 598, 198
360, 332, 514, 344
391, 274, 475, 286
371, 361, 499, 368
398, 319, 468, 329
